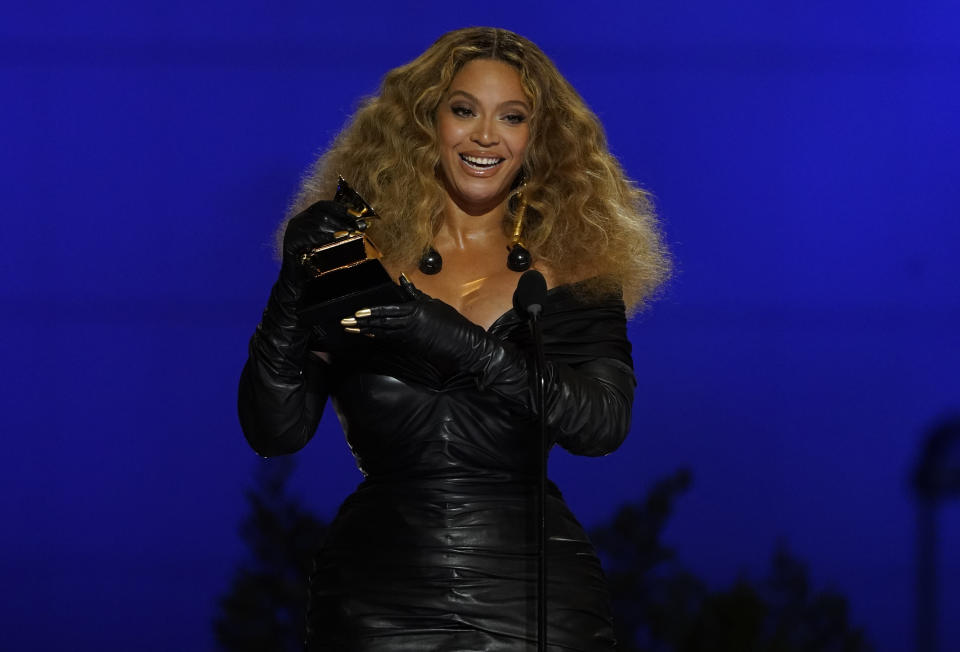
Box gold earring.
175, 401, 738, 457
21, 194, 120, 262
507, 188, 532, 272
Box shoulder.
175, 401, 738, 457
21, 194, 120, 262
540, 280, 631, 363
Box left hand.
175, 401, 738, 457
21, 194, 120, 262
341, 276, 492, 374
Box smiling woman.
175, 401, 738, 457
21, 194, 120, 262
238, 26, 670, 651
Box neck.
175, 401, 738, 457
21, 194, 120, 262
438, 194, 510, 251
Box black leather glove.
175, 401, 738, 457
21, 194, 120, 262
348, 277, 636, 456
277, 200, 363, 308
238, 201, 359, 457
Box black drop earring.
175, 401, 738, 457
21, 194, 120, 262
418, 247, 443, 275
506, 189, 532, 272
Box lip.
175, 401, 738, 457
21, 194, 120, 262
457, 152, 506, 177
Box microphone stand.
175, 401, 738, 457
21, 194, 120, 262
514, 269, 549, 651
528, 305, 548, 652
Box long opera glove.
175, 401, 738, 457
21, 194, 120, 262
350, 278, 635, 456
237, 201, 359, 456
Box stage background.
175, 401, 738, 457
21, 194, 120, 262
2, 1, 958, 650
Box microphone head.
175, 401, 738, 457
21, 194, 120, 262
513, 269, 548, 318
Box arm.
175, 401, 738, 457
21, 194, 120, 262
237, 284, 329, 457
350, 279, 636, 457
237, 201, 359, 457
529, 354, 635, 457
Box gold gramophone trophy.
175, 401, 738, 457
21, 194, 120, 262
297, 176, 407, 346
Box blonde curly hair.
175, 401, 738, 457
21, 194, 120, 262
286, 27, 670, 311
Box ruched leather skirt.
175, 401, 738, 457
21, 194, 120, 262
306, 476, 615, 651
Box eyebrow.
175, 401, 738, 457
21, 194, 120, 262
447, 89, 531, 112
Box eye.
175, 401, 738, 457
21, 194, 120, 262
503, 112, 527, 125
451, 105, 474, 118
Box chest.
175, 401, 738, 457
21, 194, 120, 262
403, 269, 519, 330
387, 255, 550, 330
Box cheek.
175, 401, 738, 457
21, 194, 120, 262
437, 116, 464, 149
512, 130, 531, 160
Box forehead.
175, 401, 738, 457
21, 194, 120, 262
447, 59, 527, 103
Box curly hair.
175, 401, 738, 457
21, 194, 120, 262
285, 27, 670, 311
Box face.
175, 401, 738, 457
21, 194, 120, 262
436, 58, 531, 215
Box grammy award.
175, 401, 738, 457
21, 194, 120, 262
297, 176, 407, 345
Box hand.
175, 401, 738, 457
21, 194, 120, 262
280, 200, 361, 287
252, 200, 361, 365
342, 277, 494, 376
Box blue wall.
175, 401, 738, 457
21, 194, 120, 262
2, 2, 958, 650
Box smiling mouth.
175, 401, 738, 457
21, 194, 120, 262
460, 154, 504, 170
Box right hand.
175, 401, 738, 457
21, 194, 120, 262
280, 200, 361, 286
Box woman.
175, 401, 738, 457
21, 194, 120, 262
239, 27, 669, 650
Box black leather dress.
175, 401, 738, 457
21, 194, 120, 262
239, 283, 636, 651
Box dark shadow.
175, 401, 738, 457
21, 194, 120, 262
911, 415, 960, 652
214, 457, 328, 652
591, 469, 873, 652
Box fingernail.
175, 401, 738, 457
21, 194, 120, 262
340, 317, 357, 326
354, 308, 372, 318
344, 327, 361, 334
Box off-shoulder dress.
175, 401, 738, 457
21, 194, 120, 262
239, 283, 636, 651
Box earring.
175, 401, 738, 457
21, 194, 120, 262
418, 247, 442, 275
506, 190, 532, 272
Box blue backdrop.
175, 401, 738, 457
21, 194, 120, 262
2, 2, 958, 650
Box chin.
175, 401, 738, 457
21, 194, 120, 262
443, 175, 508, 210
456, 187, 511, 211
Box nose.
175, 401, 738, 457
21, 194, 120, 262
471, 117, 499, 147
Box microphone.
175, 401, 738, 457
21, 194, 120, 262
513, 270, 548, 320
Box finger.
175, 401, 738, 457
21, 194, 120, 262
355, 305, 413, 319
353, 305, 416, 335
289, 201, 359, 240
399, 273, 428, 300
399, 274, 417, 299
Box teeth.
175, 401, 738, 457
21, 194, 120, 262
461, 154, 502, 167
